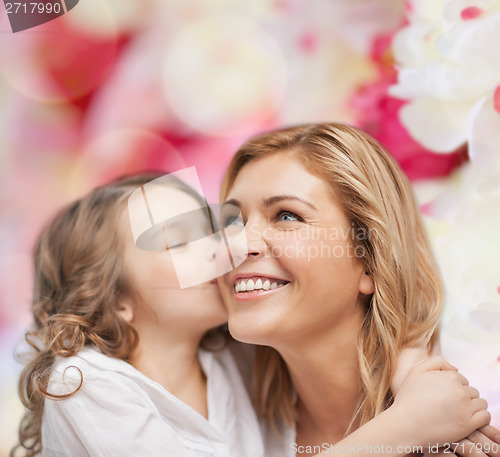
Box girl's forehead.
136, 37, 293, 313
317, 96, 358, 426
125, 184, 214, 251
129, 183, 204, 232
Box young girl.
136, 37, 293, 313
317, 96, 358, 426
13, 170, 494, 457
14, 173, 263, 457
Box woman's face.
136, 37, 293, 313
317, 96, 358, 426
218, 152, 374, 348
121, 186, 227, 339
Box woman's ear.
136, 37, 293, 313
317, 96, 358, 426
117, 297, 134, 323
359, 270, 375, 295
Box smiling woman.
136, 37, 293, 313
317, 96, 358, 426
218, 123, 495, 455
221, 151, 372, 349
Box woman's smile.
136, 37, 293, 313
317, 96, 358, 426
231, 273, 291, 300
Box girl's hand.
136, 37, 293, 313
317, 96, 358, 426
390, 356, 491, 449
392, 347, 428, 394
429, 425, 500, 457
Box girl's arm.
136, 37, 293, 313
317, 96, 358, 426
310, 356, 496, 457
392, 350, 500, 457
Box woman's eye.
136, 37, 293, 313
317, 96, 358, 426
277, 211, 302, 222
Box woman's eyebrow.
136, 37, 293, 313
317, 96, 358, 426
223, 195, 317, 210
263, 195, 317, 210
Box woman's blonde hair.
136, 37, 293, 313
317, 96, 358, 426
220, 123, 443, 431
13, 172, 224, 456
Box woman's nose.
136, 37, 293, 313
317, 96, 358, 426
245, 222, 268, 257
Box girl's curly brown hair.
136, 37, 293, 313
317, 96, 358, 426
12, 173, 170, 456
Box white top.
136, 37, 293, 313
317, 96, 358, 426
41, 346, 264, 457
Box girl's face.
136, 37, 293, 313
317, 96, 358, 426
121, 186, 227, 340
218, 152, 374, 348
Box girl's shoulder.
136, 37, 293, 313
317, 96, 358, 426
47, 346, 140, 396
42, 347, 210, 457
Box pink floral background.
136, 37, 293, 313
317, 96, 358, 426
1, 1, 498, 454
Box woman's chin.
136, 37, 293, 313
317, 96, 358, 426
227, 316, 279, 346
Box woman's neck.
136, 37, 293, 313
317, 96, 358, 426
128, 331, 209, 418
277, 318, 363, 447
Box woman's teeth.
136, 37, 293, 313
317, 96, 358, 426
234, 277, 287, 293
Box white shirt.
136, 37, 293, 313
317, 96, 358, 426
41, 346, 264, 457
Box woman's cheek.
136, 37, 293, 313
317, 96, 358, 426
269, 235, 324, 266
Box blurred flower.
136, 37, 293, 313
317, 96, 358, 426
423, 161, 500, 424
429, 168, 500, 336
352, 33, 467, 180
0, 18, 122, 105
390, 0, 500, 156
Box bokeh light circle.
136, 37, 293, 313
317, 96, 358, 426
80, 128, 187, 186
162, 15, 288, 137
